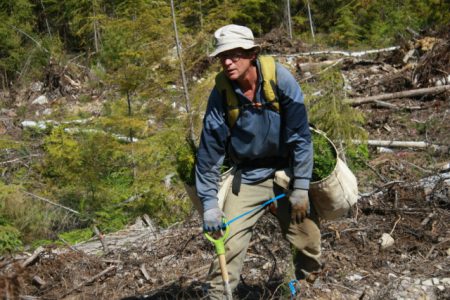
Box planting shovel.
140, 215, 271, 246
205, 223, 233, 300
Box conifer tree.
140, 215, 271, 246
330, 2, 363, 48
308, 68, 367, 147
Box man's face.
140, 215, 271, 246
217, 49, 255, 81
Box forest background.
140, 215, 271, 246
0, 0, 448, 254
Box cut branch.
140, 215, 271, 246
93, 226, 109, 253
300, 59, 344, 82
8, 25, 49, 53
21, 247, 45, 268
62, 265, 116, 297
0, 154, 41, 165
346, 85, 450, 106
22, 191, 80, 215
140, 263, 151, 281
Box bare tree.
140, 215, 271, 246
93, 0, 100, 53
307, 0, 315, 42
170, 0, 195, 143
286, 0, 293, 40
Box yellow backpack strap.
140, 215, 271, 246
258, 56, 279, 112
215, 71, 240, 128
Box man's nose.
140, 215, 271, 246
221, 58, 233, 66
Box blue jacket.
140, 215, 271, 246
195, 60, 313, 211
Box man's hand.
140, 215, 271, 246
203, 207, 225, 232
289, 189, 310, 224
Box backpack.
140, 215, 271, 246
214, 56, 280, 128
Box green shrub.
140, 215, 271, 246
346, 143, 370, 171
94, 208, 128, 233
43, 127, 133, 214
175, 140, 197, 186
307, 68, 367, 144
312, 131, 336, 181
0, 225, 23, 254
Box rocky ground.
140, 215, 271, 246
1, 28, 449, 299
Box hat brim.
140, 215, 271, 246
209, 44, 261, 57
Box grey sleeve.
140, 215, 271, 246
276, 64, 313, 190
195, 88, 230, 211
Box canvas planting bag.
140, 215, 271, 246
274, 128, 359, 220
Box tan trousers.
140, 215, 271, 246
207, 179, 321, 299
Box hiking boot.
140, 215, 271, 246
305, 272, 319, 284
293, 252, 323, 283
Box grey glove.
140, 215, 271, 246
203, 207, 225, 232
289, 189, 310, 224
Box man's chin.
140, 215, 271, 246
226, 73, 238, 80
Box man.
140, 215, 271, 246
195, 24, 321, 299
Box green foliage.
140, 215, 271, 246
330, 2, 364, 48
43, 127, 133, 214
0, 137, 24, 151
94, 208, 128, 233
307, 68, 367, 146
312, 131, 336, 181
99, 3, 172, 73
0, 0, 36, 83
99, 100, 149, 138
135, 190, 191, 227
58, 228, 93, 245
0, 183, 63, 243
175, 139, 197, 186
0, 225, 23, 254
180, 0, 284, 36
346, 143, 369, 171
293, 0, 450, 48
21, 123, 54, 140
127, 128, 193, 226
229, 0, 284, 36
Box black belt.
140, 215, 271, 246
231, 157, 288, 195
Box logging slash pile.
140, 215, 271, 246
1, 29, 449, 300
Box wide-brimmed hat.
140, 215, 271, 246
209, 24, 260, 57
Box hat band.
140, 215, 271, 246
216, 36, 254, 45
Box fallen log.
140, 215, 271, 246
345, 85, 450, 106
278, 46, 400, 57
353, 139, 448, 152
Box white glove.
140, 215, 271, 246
289, 189, 310, 224
203, 207, 225, 232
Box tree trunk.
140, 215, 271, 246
282, 46, 400, 57
286, 0, 292, 40
307, 0, 315, 42
170, 0, 195, 144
